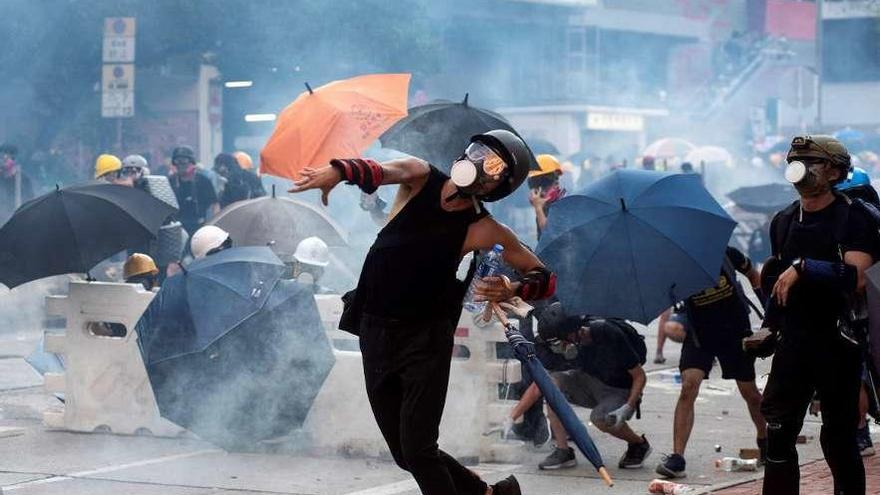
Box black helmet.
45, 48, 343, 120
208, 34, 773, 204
787, 135, 851, 185
537, 302, 583, 342
172, 145, 196, 163
470, 129, 534, 202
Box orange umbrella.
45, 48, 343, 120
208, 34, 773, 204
260, 73, 410, 180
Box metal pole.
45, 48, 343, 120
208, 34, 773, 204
14, 167, 21, 209
815, 0, 823, 130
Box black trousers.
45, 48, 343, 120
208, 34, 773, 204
359, 314, 487, 495
761, 331, 865, 495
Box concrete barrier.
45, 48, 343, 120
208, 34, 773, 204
42, 280, 183, 437
39, 284, 524, 461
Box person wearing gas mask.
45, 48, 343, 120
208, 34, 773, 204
504, 302, 650, 471
213, 152, 265, 208
527, 154, 566, 239
289, 236, 333, 294
759, 135, 876, 495
290, 129, 556, 495
167, 146, 219, 235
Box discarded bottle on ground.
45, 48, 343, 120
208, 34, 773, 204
463, 244, 505, 314
648, 479, 695, 494
715, 457, 758, 472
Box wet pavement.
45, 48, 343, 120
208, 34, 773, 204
0, 320, 862, 495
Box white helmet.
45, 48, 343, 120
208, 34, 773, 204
191, 225, 230, 259
293, 236, 329, 267
122, 154, 148, 170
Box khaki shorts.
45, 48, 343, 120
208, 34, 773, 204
552, 369, 630, 427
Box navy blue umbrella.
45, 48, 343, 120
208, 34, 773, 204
492, 306, 613, 487
537, 169, 736, 323
136, 247, 335, 449
137, 246, 287, 364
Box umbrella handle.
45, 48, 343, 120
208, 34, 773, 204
598, 466, 614, 487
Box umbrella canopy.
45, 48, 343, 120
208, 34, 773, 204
380, 94, 537, 173
140, 278, 334, 449
833, 127, 866, 152
642, 138, 696, 159
685, 146, 734, 168
260, 73, 410, 180
208, 190, 348, 260
727, 183, 797, 214
537, 169, 736, 323
137, 246, 287, 364
525, 137, 560, 156
0, 182, 176, 288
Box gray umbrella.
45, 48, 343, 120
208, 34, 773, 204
208, 188, 348, 261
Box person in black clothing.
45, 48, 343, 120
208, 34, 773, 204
525, 303, 651, 471
213, 152, 265, 208
290, 130, 556, 495
167, 146, 219, 235
760, 135, 876, 495
656, 246, 767, 479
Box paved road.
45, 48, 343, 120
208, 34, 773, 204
0, 314, 862, 494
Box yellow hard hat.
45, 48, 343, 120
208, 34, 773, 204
95, 154, 122, 179
233, 151, 253, 170
123, 253, 159, 280
528, 154, 563, 178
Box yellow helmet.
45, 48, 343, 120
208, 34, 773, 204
95, 154, 122, 179
123, 253, 159, 280
233, 151, 254, 170
528, 154, 563, 178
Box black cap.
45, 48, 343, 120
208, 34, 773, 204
537, 302, 584, 342
172, 146, 196, 163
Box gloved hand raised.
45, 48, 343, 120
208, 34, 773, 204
605, 403, 635, 428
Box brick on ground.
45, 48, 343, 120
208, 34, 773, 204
712, 454, 880, 494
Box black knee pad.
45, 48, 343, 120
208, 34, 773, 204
766, 422, 799, 462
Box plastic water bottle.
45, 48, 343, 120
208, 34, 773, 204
463, 244, 505, 314
715, 457, 758, 472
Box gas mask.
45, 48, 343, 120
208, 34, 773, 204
448, 141, 509, 201
785, 160, 834, 198
543, 184, 566, 204
548, 338, 579, 360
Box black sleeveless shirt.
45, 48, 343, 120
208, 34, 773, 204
357, 166, 488, 321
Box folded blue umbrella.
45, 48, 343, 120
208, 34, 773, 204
493, 308, 613, 487
537, 169, 736, 323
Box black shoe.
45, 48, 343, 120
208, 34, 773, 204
492, 475, 521, 495
532, 416, 551, 448
656, 453, 686, 478
538, 447, 577, 470
619, 434, 652, 469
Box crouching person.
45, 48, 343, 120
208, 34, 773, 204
533, 302, 651, 470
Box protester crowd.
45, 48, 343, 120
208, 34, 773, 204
2, 128, 879, 495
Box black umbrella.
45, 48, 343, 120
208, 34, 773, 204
525, 137, 560, 156
380, 94, 537, 173
136, 246, 335, 449
727, 183, 797, 214
0, 182, 176, 288
208, 189, 348, 261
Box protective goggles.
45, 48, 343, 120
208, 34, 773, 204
450, 142, 508, 190
172, 157, 194, 167
118, 166, 143, 178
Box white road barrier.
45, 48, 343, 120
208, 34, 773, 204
38, 284, 524, 462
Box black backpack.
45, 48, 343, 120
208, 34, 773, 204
603, 317, 648, 365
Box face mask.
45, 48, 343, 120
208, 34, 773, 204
3, 158, 15, 177
785, 160, 832, 198
448, 141, 508, 200
543, 184, 566, 204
